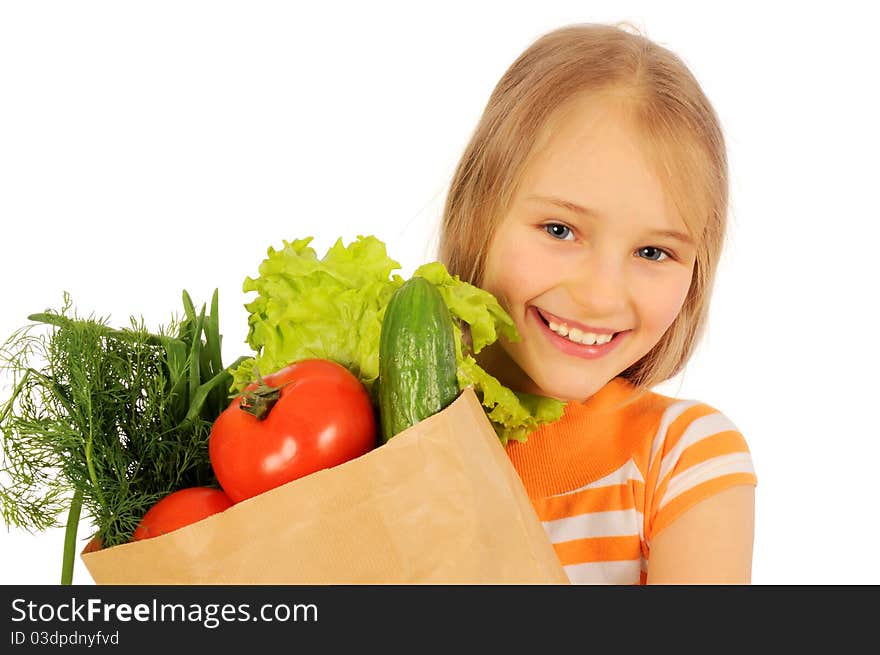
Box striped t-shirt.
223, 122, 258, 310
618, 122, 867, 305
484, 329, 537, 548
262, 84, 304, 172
505, 377, 757, 585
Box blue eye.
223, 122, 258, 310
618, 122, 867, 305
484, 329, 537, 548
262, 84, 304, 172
544, 223, 574, 241
637, 246, 671, 262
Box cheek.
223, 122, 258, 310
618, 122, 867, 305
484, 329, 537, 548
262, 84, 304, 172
642, 273, 693, 333
482, 236, 533, 309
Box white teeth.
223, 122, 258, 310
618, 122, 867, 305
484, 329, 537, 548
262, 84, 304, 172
549, 321, 569, 336
546, 320, 615, 345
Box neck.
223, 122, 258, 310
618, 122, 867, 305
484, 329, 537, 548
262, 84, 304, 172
474, 340, 541, 396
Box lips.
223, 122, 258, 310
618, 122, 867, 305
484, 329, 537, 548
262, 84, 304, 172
534, 307, 621, 335
530, 307, 628, 360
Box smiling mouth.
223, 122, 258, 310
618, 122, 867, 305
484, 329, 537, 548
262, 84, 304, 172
534, 309, 622, 346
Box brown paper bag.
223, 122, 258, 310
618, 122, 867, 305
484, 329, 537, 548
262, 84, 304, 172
81, 387, 569, 584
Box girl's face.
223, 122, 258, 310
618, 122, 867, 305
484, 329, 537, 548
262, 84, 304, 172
479, 96, 698, 402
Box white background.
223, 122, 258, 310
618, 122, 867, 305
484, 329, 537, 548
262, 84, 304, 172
1, 1, 877, 585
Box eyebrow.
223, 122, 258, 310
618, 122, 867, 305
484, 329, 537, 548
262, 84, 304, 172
527, 194, 695, 246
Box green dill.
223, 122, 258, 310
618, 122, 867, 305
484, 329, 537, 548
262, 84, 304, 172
0, 290, 247, 584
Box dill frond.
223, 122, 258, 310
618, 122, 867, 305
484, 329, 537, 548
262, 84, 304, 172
0, 290, 242, 550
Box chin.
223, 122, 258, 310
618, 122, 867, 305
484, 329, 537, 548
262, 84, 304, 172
530, 373, 609, 403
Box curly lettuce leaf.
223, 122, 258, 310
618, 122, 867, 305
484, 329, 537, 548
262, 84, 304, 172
233, 236, 404, 393
457, 356, 565, 445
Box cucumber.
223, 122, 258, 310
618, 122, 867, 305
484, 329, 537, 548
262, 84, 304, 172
378, 276, 459, 443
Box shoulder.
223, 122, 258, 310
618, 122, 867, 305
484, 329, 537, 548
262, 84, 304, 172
635, 387, 757, 540
639, 385, 755, 486
644, 388, 752, 468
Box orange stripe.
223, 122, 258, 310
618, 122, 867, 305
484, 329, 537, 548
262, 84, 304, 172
538, 483, 638, 522
660, 404, 719, 456
653, 431, 748, 501
649, 474, 757, 538
553, 535, 642, 566
675, 431, 748, 471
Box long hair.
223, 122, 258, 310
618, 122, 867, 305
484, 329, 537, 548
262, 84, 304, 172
438, 23, 729, 391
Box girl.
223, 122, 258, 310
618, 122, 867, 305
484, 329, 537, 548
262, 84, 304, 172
438, 23, 757, 584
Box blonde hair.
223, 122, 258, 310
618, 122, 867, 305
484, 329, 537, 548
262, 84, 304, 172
438, 22, 729, 392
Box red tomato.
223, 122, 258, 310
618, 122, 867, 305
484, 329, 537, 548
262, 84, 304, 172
131, 486, 233, 541
209, 358, 377, 503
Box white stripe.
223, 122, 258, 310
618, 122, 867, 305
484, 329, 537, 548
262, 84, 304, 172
564, 559, 642, 585
648, 399, 701, 470
548, 458, 644, 498
543, 508, 642, 543
657, 411, 740, 484
658, 452, 756, 510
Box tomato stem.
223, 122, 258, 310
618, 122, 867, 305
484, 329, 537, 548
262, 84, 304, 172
238, 365, 283, 420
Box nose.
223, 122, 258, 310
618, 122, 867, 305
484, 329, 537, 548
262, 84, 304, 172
563, 252, 629, 317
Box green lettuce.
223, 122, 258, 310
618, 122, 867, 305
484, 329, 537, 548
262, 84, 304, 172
233, 235, 565, 444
